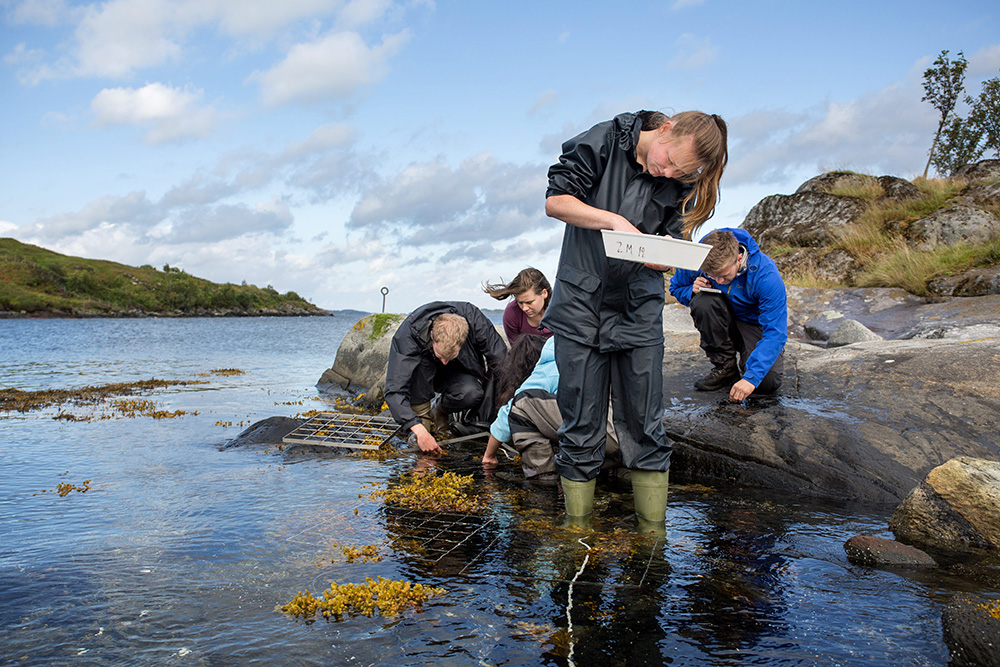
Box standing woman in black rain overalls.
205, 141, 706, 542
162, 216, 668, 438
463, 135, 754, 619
541, 110, 728, 530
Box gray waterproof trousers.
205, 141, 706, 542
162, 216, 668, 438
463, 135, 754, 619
689, 291, 784, 393
508, 388, 620, 480
553, 335, 671, 481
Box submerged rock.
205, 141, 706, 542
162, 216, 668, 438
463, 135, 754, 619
222, 416, 303, 449
843, 535, 935, 568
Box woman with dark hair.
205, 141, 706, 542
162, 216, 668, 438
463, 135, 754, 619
483, 267, 553, 344
483, 334, 618, 480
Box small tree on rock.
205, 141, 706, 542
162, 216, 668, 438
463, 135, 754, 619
922, 50, 968, 178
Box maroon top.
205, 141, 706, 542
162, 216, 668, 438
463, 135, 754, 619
503, 299, 553, 345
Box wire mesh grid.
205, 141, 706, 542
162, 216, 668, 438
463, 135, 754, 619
381, 505, 504, 566
282, 411, 401, 449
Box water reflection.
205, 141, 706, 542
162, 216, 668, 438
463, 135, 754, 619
678, 500, 790, 658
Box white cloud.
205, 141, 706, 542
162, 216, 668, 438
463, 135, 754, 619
10, 0, 76, 26
90, 83, 218, 143
250, 29, 409, 106
10, 0, 417, 83
667, 33, 717, 71
348, 152, 548, 246
529, 90, 559, 116
73, 0, 184, 78
0, 220, 19, 234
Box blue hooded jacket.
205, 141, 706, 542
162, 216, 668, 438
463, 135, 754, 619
669, 228, 788, 386
489, 337, 558, 443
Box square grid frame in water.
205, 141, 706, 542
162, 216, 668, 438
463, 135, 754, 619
282, 412, 401, 450
282, 495, 667, 590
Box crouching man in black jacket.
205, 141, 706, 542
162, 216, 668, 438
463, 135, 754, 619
385, 301, 508, 453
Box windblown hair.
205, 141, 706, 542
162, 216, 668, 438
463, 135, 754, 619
641, 110, 729, 240
430, 313, 469, 361
495, 333, 547, 407
699, 230, 740, 274
483, 268, 552, 309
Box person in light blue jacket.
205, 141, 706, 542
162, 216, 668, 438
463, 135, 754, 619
483, 335, 618, 479
670, 228, 787, 402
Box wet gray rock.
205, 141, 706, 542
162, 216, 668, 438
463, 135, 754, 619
826, 318, 883, 347
889, 457, 1000, 554
904, 204, 1000, 251
743, 192, 868, 250
941, 594, 1000, 667
662, 333, 1000, 505
803, 310, 846, 342
222, 416, 303, 449
843, 535, 935, 568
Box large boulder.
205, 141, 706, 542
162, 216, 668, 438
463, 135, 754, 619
743, 191, 868, 250
795, 171, 878, 195
316, 313, 406, 404
904, 204, 1000, 251
888, 457, 1000, 554
661, 293, 1000, 504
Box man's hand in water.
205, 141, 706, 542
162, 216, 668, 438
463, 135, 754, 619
410, 424, 442, 453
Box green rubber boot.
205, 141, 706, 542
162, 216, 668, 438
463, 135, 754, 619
631, 470, 669, 525
560, 477, 596, 526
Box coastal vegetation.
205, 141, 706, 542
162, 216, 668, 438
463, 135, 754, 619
0, 237, 325, 316
774, 174, 1000, 296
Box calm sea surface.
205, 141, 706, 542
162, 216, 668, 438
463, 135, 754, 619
1, 316, 995, 665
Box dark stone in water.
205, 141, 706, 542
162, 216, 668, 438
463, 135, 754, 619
942, 594, 1000, 667
221, 416, 303, 449
843, 535, 935, 568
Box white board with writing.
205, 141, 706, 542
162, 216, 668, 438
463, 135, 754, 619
600, 230, 712, 271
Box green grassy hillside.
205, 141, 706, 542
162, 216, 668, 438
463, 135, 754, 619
0, 238, 326, 317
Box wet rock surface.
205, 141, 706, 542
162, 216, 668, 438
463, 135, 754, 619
221, 416, 303, 449
942, 593, 1000, 667
661, 301, 1000, 505
843, 535, 935, 568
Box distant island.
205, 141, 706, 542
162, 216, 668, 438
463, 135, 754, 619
0, 237, 329, 318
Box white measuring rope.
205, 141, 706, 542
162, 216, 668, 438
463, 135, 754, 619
566, 534, 592, 666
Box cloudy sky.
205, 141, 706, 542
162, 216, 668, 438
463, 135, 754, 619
2, 0, 999, 313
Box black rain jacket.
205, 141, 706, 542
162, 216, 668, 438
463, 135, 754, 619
385, 301, 507, 431
542, 111, 691, 352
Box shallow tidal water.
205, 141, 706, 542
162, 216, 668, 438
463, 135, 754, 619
1, 316, 996, 666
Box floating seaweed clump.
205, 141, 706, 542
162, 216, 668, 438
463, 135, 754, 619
280, 576, 445, 620
35, 479, 92, 497
0, 379, 203, 414
332, 543, 382, 563
368, 470, 487, 513
208, 368, 246, 376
